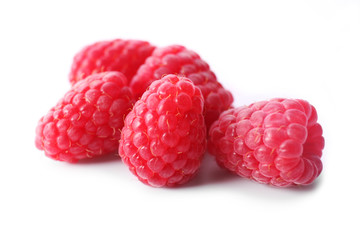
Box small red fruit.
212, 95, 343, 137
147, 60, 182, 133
208, 98, 324, 187
69, 39, 155, 85
36, 71, 135, 162
130, 45, 233, 129
119, 74, 206, 187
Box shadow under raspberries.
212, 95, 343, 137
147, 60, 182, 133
286, 177, 323, 192
181, 153, 240, 188
76, 152, 121, 164
181, 153, 323, 192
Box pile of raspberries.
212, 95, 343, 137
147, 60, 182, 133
36, 39, 325, 188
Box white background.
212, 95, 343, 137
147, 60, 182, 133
1, 0, 359, 239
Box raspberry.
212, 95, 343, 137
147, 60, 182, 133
119, 74, 206, 187
36, 71, 135, 162
69, 39, 155, 85
208, 98, 324, 187
130, 45, 233, 129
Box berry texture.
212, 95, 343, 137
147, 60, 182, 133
119, 74, 206, 187
36, 71, 135, 162
69, 39, 155, 85
130, 45, 233, 129
208, 98, 324, 187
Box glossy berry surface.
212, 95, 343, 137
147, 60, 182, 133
69, 39, 155, 85
208, 98, 324, 187
119, 74, 206, 187
130, 45, 233, 129
36, 71, 135, 162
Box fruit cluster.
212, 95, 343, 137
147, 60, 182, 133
36, 39, 324, 188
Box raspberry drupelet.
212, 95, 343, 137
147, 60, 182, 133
130, 45, 233, 129
119, 74, 206, 187
36, 71, 135, 162
208, 98, 324, 187
69, 39, 155, 85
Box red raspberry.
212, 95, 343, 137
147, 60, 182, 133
36, 71, 135, 162
119, 74, 206, 187
208, 98, 324, 187
69, 39, 155, 85
130, 45, 233, 129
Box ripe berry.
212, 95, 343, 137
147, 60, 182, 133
36, 71, 135, 162
119, 74, 206, 187
69, 39, 155, 85
130, 45, 233, 129
208, 98, 324, 187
